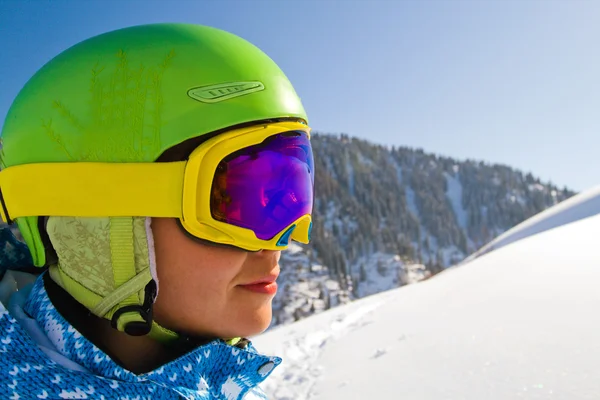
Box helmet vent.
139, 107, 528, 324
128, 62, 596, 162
188, 81, 265, 103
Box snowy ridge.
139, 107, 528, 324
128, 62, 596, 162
259, 209, 600, 399
463, 184, 600, 263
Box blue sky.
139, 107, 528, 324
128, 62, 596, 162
1, 0, 599, 191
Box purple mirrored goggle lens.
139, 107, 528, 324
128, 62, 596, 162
210, 131, 314, 241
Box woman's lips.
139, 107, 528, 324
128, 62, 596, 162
238, 275, 279, 295
238, 281, 278, 295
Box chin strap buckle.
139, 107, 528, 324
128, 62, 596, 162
111, 280, 157, 336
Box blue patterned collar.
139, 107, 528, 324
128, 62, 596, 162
23, 274, 281, 399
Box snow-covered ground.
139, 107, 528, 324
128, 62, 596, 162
255, 200, 600, 399
463, 185, 600, 263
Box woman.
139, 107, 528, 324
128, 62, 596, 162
0, 23, 314, 399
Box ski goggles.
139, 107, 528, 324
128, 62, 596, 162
0, 121, 314, 251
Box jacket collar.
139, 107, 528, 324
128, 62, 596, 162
24, 273, 281, 398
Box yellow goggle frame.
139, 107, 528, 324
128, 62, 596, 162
0, 121, 313, 252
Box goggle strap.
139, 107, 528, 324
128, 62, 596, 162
0, 162, 186, 219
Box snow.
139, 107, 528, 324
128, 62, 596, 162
392, 159, 402, 185
404, 185, 420, 221
439, 244, 467, 266
346, 152, 354, 196
399, 263, 429, 285
507, 193, 527, 206
271, 242, 350, 326
256, 204, 600, 399
349, 253, 424, 298
356, 152, 374, 168
349, 252, 431, 299
351, 253, 401, 298
529, 183, 546, 191
445, 172, 468, 229
322, 201, 358, 241
464, 185, 600, 263
255, 296, 391, 400
286, 243, 304, 255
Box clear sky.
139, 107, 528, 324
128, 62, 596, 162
1, 0, 599, 191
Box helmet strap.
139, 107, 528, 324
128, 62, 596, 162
47, 216, 178, 342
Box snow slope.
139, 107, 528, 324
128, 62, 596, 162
463, 185, 600, 263
255, 211, 600, 399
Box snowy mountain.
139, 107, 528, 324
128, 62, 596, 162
273, 133, 575, 326
256, 198, 600, 399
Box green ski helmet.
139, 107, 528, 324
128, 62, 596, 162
1, 23, 308, 339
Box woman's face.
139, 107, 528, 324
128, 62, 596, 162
150, 217, 281, 339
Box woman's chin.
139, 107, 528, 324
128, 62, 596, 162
225, 307, 273, 339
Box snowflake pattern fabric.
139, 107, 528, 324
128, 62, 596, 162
0, 274, 281, 399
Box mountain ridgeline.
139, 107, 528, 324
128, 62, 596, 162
272, 133, 574, 325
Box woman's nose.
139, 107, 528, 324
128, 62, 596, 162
254, 249, 281, 262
